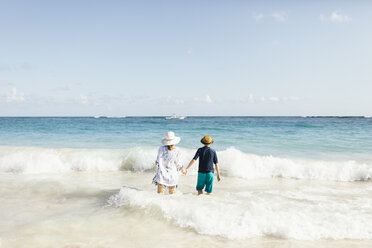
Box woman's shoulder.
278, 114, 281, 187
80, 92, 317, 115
158, 145, 166, 152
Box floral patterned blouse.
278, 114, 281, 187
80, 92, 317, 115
153, 146, 183, 187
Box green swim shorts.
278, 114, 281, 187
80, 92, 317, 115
196, 172, 214, 193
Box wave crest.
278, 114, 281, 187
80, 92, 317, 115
220, 147, 372, 181
107, 186, 372, 240
0, 146, 371, 182
0, 146, 157, 174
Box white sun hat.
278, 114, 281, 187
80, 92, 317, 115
162, 131, 181, 145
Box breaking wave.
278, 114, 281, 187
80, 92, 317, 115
0, 146, 371, 181
107, 186, 372, 240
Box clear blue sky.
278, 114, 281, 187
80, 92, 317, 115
1, 0, 371, 116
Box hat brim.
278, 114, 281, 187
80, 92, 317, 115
162, 137, 181, 145
201, 139, 214, 144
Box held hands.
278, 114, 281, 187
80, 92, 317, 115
182, 167, 220, 181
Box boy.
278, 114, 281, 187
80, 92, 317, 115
185, 135, 221, 195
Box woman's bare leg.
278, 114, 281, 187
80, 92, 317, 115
169, 186, 176, 194
157, 184, 166, 194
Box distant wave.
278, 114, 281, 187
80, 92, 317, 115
302, 116, 367, 118
0, 146, 371, 181
93, 116, 126, 118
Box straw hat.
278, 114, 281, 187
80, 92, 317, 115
201, 135, 214, 144
162, 131, 181, 145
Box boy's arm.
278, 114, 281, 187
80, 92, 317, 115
215, 163, 221, 181
186, 149, 199, 174
185, 159, 196, 173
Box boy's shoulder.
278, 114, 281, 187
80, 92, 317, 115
207, 146, 217, 155
199, 146, 216, 152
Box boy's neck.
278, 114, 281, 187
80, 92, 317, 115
204, 144, 211, 147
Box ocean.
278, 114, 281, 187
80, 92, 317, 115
1, 116, 372, 247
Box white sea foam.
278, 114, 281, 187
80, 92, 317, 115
0, 146, 157, 174
219, 147, 372, 181
108, 186, 372, 240
0, 146, 371, 181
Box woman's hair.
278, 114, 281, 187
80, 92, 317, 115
167, 145, 174, 150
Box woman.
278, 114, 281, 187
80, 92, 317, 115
153, 131, 186, 194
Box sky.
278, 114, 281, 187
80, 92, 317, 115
0, 0, 371, 116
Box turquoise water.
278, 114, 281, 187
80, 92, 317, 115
1, 116, 372, 161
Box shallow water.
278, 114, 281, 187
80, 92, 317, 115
1, 171, 372, 248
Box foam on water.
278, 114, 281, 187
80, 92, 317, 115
219, 147, 372, 181
108, 186, 372, 240
1, 146, 371, 181
0, 146, 157, 174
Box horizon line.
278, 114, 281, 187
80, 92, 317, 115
0, 115, 370, 118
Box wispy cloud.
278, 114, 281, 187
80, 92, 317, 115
331, 11, 352, 23
254, 96, 300, 103
248, 94, 254, 103
240, 94, 255, 103
320, 11, 352, 23
0, 63, 31, 72
80, 95, 89, 105
268, 41, 280, 47
161, 96, 185, 105
194, 95, 213, 104
5, 88, 25, 103
268, 96, 279, 102
319, 14, 326, 22
253, 13, 264, 22
272, 12, 288, 22
78, 94, 106, 106
50, 86, 70, 92
283, 96, 300, 101
0, 81, 15, 87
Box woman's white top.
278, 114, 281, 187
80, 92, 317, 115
154, 146, 183, 187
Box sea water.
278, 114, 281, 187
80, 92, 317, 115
0, 117, 372, 247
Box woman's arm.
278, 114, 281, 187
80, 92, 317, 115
175, 149, 186, 175
156, 146, 163, 164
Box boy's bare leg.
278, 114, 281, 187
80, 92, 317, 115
169, 186, 176, 194
206, 192, 212, 195
198, 190, 203, 195
157, 184, 166, 194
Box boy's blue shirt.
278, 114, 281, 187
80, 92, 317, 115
193, 146, 218, 173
